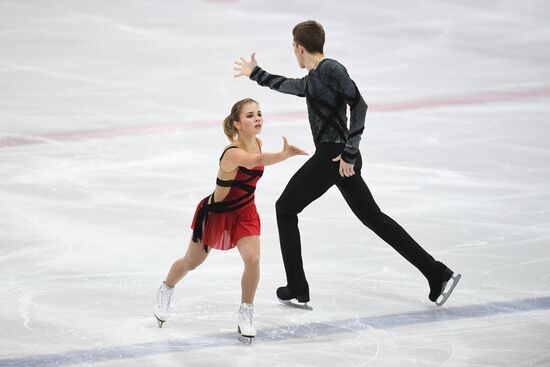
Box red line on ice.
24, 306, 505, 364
2, 87, 549, 148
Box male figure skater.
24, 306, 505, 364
234, 20, 460, 308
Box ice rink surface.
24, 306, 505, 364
1, 0, 550, 366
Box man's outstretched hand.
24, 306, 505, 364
234, 53, 258, 77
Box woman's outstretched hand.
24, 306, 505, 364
282, 136, 308, 158
234, 53, 258, 78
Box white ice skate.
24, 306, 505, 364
435, 272, 461, 306
153, 282, 174, 328
237, 303, 256, 344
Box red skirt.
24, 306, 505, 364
190, 196, 261, 251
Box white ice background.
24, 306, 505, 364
1, 1, 550, 366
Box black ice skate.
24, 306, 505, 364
276, 286, 313, 310
429, 264, 461, 306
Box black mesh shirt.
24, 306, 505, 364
249, 58, 368, 164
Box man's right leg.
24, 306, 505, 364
276, 145, 343, 299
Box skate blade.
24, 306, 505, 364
278, 298, 313, 311
238, 334, 254, 344
154, 314, 166, 328
237, 327, 255, 344
436, 273, 461, 306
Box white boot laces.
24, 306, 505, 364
160, 284, 173, 310
240, 304, 254, 328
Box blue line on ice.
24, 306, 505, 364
2, 296, 549, 366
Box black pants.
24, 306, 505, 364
276, 143, 440, 295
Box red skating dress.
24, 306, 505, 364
191, 142, 264, 252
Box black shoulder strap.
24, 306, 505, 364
219, 146, 238, 162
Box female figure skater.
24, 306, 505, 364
153, 98, 307, 344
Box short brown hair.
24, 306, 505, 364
293, 20, 325, 54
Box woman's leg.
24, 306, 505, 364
164, 237, 210, 288
236, 235, 261, 304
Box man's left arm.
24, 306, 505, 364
328, 64, 368, 165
